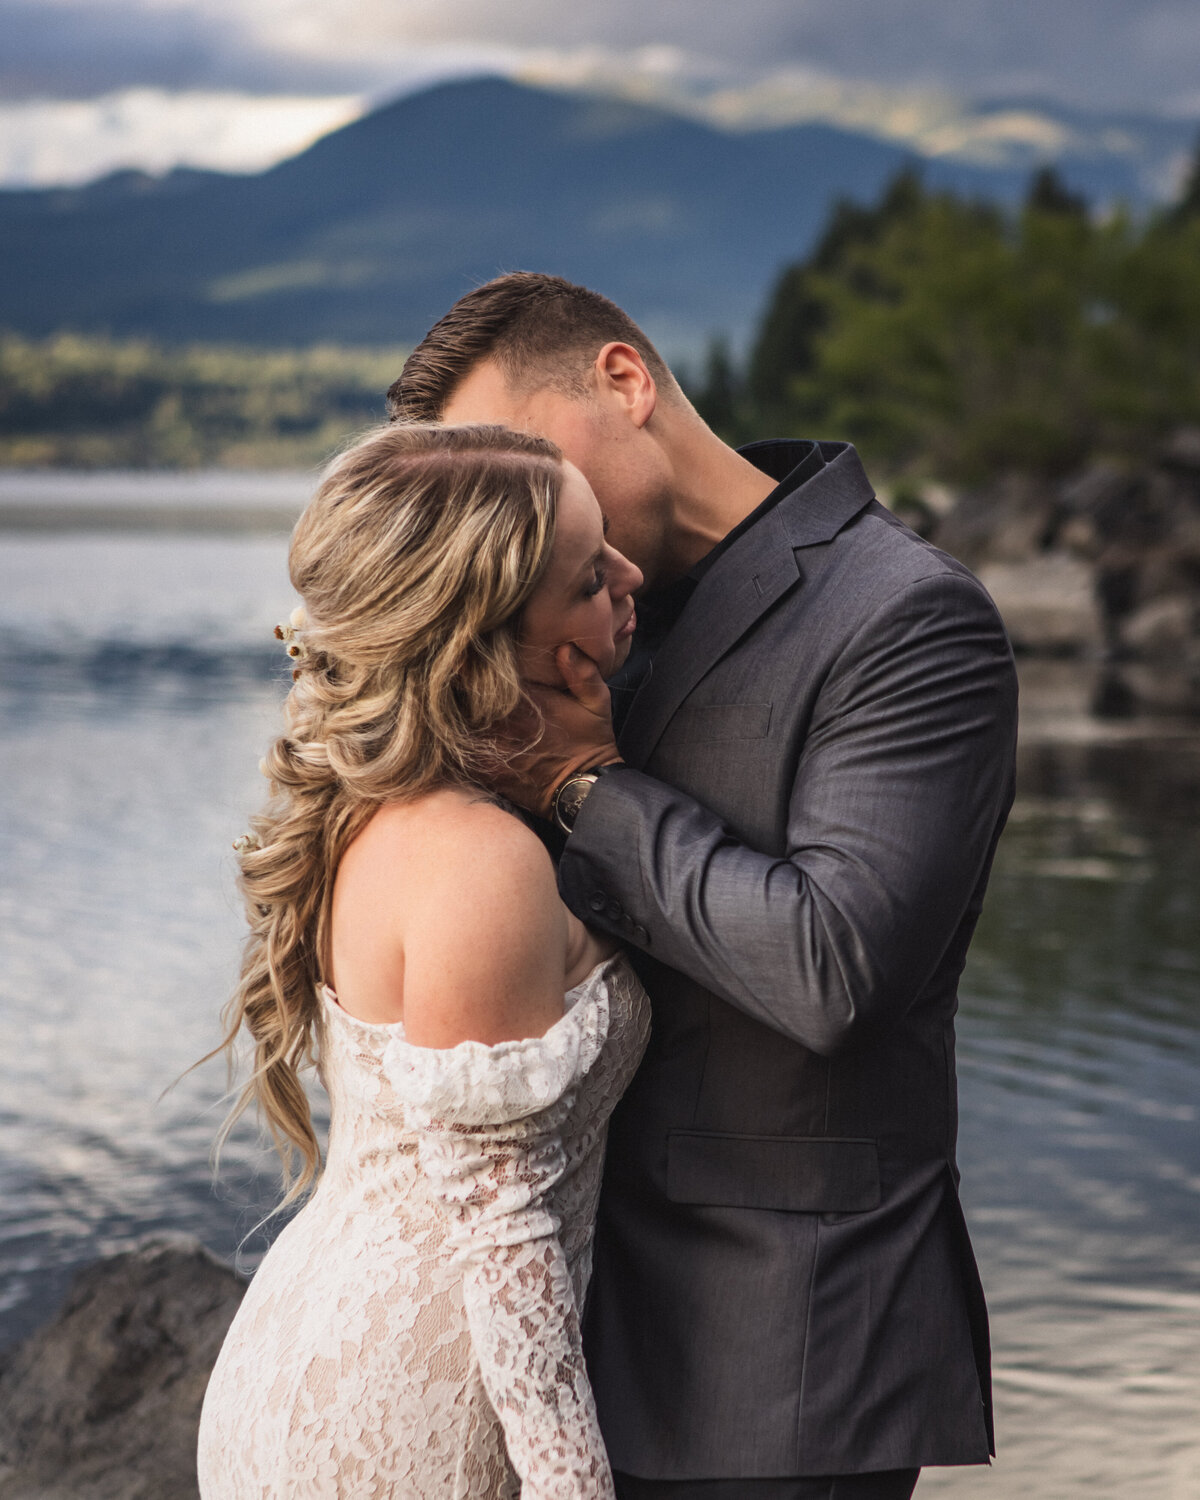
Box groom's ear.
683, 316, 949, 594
593, 343, 658, 429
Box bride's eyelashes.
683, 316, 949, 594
583, 565, 607, 598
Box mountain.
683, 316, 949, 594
0, 76, 1188, 359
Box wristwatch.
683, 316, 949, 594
551, 761, 624, 835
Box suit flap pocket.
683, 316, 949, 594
670, 702, 772, 742
667, 1130, 880, 1213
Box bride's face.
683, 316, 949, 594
519, 461, 643, 685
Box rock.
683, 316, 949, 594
1062, 471, 1134, 537
1114, 661, 1200, 715
926, 450, 1200, 707
1058, 463, 1136, 542
933, 473, 1057, 569
977, 553, 1103, 654
1120, 594, 1199, 656
879, 480, 958, 539
1160, 426, 1200, 472
0, 1237, 245, 1500
1057, 511, 1101, 555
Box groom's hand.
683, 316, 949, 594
490, 644, 621, 819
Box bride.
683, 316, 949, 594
197, 422, 649, 1498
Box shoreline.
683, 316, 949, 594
0, 469, 311, 534
0, 503, 302, 533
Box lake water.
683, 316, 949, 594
1, 483, 1198, 1498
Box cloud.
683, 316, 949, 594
5, 0, 1200, 114
0, 90, 366, 185
0, 0, 393, 99
759, 0, 1200, 113
1, 1, 254, 98
3, 0, 1199, 188
0, 0, 522, 100
252, 0, 1200, 114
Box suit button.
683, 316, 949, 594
606, 901, 623, 922
632, 924, 650, 944
588, 892, 607, 913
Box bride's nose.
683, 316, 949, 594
610, 550, 643, 598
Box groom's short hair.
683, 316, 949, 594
386, 272, 680, 424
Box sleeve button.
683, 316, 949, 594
588, 892, 607, 913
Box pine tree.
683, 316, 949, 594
1025, 165, 1089, 218
1168, 133, 1200, 223
746, 167, 928, 423
692, 336, 741, 438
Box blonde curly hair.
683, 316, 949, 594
216, 421, 562, 1198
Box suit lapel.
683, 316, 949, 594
777, 442, 878, 550
618, 505, 799, 768
617, 444, 876, 769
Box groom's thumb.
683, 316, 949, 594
557, 643, 608, 710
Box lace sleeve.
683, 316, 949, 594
383, 984, 615, 1500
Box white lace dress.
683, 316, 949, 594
197, 955, 648, 1499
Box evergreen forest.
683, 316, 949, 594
693, 155, 1200, 485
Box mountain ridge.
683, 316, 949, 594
0, 75, 1191, 357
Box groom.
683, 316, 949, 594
387, 273, 1017, 1499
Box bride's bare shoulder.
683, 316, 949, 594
355, 786, 552, 876
338, 789, 570, 1047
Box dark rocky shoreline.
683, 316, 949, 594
0, 1239, 244, 1500
901, 427, 1200, 717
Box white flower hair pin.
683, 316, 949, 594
274, 604, 308, 656
274, 605, 310, 676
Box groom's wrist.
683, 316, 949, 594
550, 760, 626, 834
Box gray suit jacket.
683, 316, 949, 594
560, 440, 1017, 1480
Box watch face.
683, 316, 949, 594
556, 773, 596, 831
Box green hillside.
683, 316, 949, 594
0, 337, 405, 468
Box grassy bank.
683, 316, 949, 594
0, 335, 407, 469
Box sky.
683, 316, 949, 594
4, 0, 1200, 186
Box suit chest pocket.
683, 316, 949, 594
667, 1130, 881, 1213
647, 700, 781, 847
667, 701, 772, 742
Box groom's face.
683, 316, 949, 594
441, 357, 671, 589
